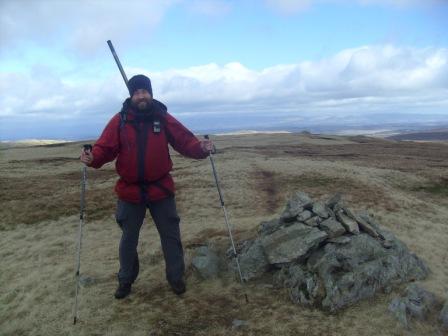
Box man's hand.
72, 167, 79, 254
200, 140, 214, 154
80, 148, 94, 166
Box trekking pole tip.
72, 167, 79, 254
245, 293, 249, 304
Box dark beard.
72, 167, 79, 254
131, 98, 153, 112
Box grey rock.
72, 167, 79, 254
306, 234, 429, 312
194, 190, 431, 315
440, 299, 448, 330
280, 207, 302, 223
326, 192, 342, 209
335, 210, 360, 234
280, 192, 313, 222
383, 285, 393, 294
312, 202, 330, 219
404, 284, 436, 320
319, 218, 346, 238
342, 207, 379, 238
273, 264, 323, 306
293, 191, 313, 206
258, 218, 282, 236
192, 245, 220, 279
356, 217, 380, 238
326, 207, 336, 219
358, 211, 380, 228
289, 266, 324, 306
260, 223, 328, 264
381, 240, 395, 249
79, 275, 96, 287
237, 239, 270, 281
389, 284, 437, 328
327, 236, 351, 244
196, 245, 211, 254
272, 265, 291, 288
298, 210, 313, 222
357, 211, 386, 240
389, 297, 409, 328
232, 319, 248, 329
356, 217, 396, 248
303, 216, 320, 227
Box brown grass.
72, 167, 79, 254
224, 139, 448, 174
0, 133, 447, 335
0, 169, 117, 229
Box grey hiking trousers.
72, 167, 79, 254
115, 196, 185, 286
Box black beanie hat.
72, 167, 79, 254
128, 74, 153, 97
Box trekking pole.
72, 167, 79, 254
204, 135, 249, 303
107, 40, 129, 90
73, 144, 92, 325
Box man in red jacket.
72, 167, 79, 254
80, 74, 213, 299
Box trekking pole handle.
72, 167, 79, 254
204, 135, 224, 205
203, 134, 216, 154
83, 144, 92, 153
107, 40, 129, 91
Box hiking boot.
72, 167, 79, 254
114, 282, 132, 299
170, 279, 186, 295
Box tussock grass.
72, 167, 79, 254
410, 177, 448, 197
1, 133, 447, 335
0, 169, 116, 229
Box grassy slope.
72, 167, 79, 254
0, 134, 447, 335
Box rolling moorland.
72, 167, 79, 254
0, 132, 447, 335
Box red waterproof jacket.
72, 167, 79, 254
90, 99, 208, 203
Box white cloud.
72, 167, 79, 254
141, 45, 447, 107
357, 0, 443, 7
188, 0, 232, 16
265, 0, 312, 14
0, 0, 236, 56
1, 45, 447, 139
0, 0, 178, 56
265, 0, 447, 14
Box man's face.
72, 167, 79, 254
131, 89, 153, 110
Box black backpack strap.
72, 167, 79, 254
119, 98, 132, 130
117, 98, 173, 200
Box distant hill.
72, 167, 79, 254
387, 129, 448, 141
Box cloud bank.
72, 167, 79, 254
1, 44, 447, 139
2, 0, 445, 56
265, 0, 447, 14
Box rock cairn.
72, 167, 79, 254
388, 284, 437, 329
193, 191, 430, 312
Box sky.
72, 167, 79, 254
1, 0, 447, 140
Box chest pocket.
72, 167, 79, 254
119, 113, 164, 152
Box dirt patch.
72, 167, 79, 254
253, 169, 282, 213
409, 177, 448, 198
250, 168, 400, 215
